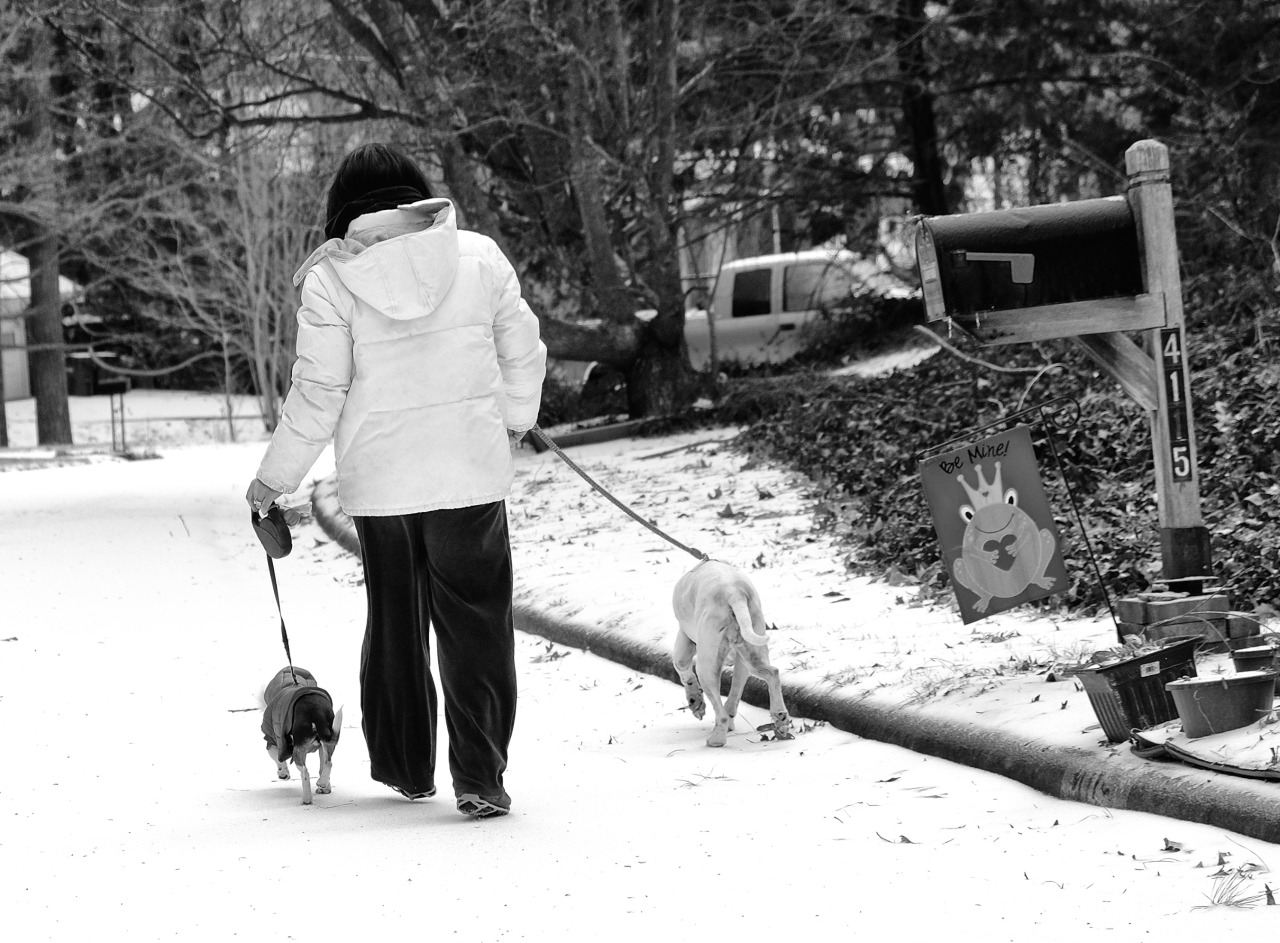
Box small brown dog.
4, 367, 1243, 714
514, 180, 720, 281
671, 559, 794, 747
261, 667, 342, 804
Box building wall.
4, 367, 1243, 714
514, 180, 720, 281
2, 248, 78, 403
1, 309, 31, 402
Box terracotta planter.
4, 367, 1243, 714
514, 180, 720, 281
1231, 645, 1277, 673
1166, 671, 1278, 739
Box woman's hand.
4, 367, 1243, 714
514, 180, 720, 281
245, 478, 284, 515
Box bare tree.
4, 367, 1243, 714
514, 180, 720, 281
96, 134, 319, 431
47, 0, 705, 413
32, 0, 927, 420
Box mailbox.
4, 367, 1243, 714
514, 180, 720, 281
96, 375, 130, 396
908, 140, 1211, 602
916, 196, 1145, 323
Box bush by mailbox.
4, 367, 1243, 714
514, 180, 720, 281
916, 196, 1145, 322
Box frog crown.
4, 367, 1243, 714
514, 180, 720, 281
957, 462, 1003, 507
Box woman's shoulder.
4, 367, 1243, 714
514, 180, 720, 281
456, 228, 501, 259
456, 231, 519, 291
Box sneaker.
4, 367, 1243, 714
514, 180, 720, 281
456, 793, 510, 818
389, 785, 436, 801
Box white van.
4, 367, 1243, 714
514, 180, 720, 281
563, 248, 912, 405
682, 248, 912, 370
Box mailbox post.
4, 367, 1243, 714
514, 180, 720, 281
1124, 140, 1209, 591
914, 138, 1211, 599
97, 374, 130, 453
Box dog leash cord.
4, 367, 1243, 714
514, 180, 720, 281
529, 425, 708, 563
266, 555, 298, 685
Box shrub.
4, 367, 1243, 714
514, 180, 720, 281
707, 317, 1280, 614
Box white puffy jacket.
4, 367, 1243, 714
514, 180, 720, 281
255, 199, 546, 516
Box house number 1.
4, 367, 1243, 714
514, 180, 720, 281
1160, 327, 1193, 482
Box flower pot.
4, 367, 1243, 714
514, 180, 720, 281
1231, 645, 1277, 673
1077, 637, 1198, 742
1166, 671, 1278, 739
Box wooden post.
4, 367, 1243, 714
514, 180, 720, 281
1125, 140, 1211, 589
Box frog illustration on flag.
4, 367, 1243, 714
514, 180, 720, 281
951, 461, 1057, 613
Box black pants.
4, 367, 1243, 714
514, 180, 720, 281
352, 501, 516, 801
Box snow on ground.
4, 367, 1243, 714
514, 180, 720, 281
1, 391, 1277, 941
510, 427, 1121, 712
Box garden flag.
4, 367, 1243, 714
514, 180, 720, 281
919, 424, 1068, 624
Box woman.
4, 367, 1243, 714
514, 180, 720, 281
246, 143, 546, 818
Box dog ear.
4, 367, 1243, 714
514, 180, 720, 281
332, 707, 344, 744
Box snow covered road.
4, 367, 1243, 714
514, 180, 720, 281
1, 436, 1275, 941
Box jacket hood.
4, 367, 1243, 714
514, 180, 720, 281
292, 198, 459, 321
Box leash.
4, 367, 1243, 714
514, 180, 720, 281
266, 556, 299, 685
527, 424, 709, 563
252, 507, 298, 685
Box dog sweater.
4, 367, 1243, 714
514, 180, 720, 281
261, 668, 331, 755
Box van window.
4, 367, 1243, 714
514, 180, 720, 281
783, 261, 855, 311
730, 268, 771, 318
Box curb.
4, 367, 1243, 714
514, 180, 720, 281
526, 419, 650, 453
309, 474, 1280, 845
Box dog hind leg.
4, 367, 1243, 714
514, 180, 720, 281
266, 743, 290, 780
316, 707, 341, 796
672, 629, 705, 720
316, 742, 333, 795
723, 656, 751, 732
765, 667, 794, 740
296, 754, 313, 805
742, 646, 795, 741
697, 636, 733, 747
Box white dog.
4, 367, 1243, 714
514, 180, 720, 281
671, 559, 794, 747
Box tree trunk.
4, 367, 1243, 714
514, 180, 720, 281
436, 132, 512, 255
25, 23, 72, 444
627, 329, 697, 417
540, 313, 638, 365
570, 139, 634, 324
563, 0, 633, 324
0, 321, 8, 447
27, 233, 72, 444
895, 0, 948, 215
627, 0, 697, 417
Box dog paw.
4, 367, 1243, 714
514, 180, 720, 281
705, 726, 728, 748
315, 783, 331, 795
773, 714, 795, 740
276, 769, 291, 780
687, 698, 705, 720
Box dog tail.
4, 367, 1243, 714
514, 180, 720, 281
728, 593, 769, 646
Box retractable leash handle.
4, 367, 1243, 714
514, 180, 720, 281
252, 507, 297, 685
526, 424, 709, 563
252, 505, 292, 559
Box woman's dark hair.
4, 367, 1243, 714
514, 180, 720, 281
324, 143, 434, 240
